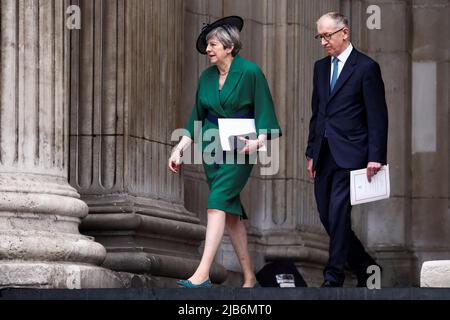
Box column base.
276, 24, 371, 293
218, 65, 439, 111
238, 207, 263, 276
372, 247, 417, 287
79, 195, 228, 287
0, 261, 124, 289
102, 250, 227, 286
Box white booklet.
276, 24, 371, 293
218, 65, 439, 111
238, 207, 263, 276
350, 165, 390, 205
217, 118, 267, 151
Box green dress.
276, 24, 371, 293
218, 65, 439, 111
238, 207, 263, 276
185, 54, 282, 219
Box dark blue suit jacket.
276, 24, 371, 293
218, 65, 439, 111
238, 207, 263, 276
305, 48, 388, 169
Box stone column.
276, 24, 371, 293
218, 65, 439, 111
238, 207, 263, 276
70, 0, 226, 287
410, 0, 450, 286
0, 0, 121, 288
347, 0, 416, 286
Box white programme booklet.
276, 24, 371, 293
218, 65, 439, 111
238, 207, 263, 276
350, 165, 390, 205
217, 118, 267, 152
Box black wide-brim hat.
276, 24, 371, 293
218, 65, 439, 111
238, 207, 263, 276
196, 16, 244, 54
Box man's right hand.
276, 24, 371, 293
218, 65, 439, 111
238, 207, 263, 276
307, 158, 316, 182
168, 149, 182, 173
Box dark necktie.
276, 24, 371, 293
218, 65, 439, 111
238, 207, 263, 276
330, 57, 339, 92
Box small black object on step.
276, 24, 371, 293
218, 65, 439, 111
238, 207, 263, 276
256, 261, 308, 287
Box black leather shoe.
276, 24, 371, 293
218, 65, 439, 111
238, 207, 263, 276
320, 280, 342, 287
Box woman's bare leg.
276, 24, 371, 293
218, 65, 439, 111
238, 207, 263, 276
188, 209, 226, 284
225, 214, 257, 287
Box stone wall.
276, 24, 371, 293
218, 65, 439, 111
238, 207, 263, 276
410, 0, 450, 284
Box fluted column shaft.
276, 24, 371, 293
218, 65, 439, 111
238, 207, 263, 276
69, 0, 223, 287
0, 0, 120, 288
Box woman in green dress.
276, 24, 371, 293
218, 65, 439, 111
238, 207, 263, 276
168, 16, 281, 288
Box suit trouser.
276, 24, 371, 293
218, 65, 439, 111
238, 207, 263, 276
314, 138, 376, 284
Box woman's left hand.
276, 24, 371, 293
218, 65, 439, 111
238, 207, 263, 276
238, 137, 261, 154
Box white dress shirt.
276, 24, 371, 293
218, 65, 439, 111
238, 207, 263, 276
330, 43, 353, 82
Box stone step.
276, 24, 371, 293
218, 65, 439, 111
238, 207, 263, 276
2, 287, 450, 300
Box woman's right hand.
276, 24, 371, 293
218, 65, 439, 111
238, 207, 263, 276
168, 136, 192, 174
168, 149, 182, 173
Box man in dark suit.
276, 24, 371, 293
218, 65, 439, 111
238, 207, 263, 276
305, 12, 388, 287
